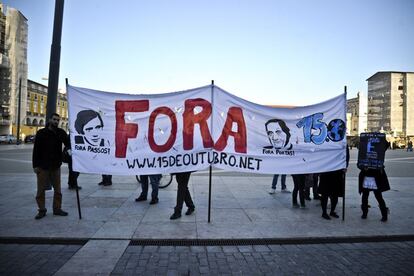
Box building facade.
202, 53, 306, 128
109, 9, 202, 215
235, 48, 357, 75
0, 4, 28, 136
23, 80, 68, 137
366, 71, 414, 146
346, 92, 367, 146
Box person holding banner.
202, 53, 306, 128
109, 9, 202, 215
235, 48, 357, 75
318, 146, 349, 220
32, 113, 70, 219
170, 172, 195, 220
135, 174, 162, 204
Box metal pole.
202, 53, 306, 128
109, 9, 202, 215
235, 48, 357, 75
46, 0, 64, 120
16, 78, 22, 144
342, 85, 347, 221
208, 80, 214, 223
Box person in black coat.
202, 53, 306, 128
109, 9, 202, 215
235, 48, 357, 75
318, 145, 349, 220
32, 113, 69, 219
358, 168, 390, 221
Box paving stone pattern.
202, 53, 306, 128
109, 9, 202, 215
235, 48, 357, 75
111, 241, 414, 275
0, 244, 82, 276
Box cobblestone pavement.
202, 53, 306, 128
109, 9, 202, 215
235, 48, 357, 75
111, 241, 414, 276
0, 244, 82, 276
1, 241, 414, 275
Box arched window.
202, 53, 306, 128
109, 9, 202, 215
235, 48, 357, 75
33, 119, 38, 126
26, 118, 31, 125
39, 119, 45, 126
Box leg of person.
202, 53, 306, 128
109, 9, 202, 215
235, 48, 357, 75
171, 173, 187, 219
361, 189, 370, 219
136, 175, 149, 201
292, 175, 299, 207
373, 190, 388, 222
299, 181, 306, 208
270, 175, 278, 194
320, 194, 330, 220
313, 174, 320, 199
181, 172, 195, 215
329, 196, 339, 218
68, 160, 81, 190
281, 175, 289, 192
149, 174, 161, 205
102, 175, 112, 186
304, 187, 311, 200
35, 168, 48, 219
51, 168, 67, 216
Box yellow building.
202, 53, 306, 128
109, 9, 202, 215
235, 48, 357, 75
13, 80, 68, 139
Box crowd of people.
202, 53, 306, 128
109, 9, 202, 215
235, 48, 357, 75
32, 113, 391, 223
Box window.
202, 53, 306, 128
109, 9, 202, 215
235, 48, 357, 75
398, 86, 404, 90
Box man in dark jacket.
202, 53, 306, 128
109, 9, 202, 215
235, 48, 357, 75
33, 113, 69, 219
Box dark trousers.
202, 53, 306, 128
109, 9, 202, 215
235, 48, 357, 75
139, 174, 161, 200
292, 174, 306, 205
102, 175, 112, 184
321, 195, 338, 214
36, 168, 62, 212
305, 174, 319, 198
361, 189, 386, 209
68, 160, 79, 187
174, 172, 195, 214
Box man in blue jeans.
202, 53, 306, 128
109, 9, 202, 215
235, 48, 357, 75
135, 174, 162, 204
269, 174, 289, 194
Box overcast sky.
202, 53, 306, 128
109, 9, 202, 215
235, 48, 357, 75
3, 0, 414, 105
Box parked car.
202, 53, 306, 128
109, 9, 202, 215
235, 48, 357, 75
0, 134, 18, 144
24, 134, 36, 143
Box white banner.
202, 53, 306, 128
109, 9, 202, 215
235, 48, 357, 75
67, 84, 347, 175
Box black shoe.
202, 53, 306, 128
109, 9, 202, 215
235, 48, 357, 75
185, 207, 195, 215
135, 195, 147, 202
35, 211, 46, 220
305, 197, 312, 201
170, 212, 181, 220
322, 213, 331, 220
313, 195, 321, 200
103, 182, 112, 186
149, 198, 159, 205
53, 209, 68, 216
68, 185, 82, 190
330, 212, 339, 218
98, 181, 104, 186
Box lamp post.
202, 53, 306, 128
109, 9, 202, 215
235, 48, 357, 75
46, 0, 64, 120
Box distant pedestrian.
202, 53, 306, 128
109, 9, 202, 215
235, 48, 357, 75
32, 113, 69, 219
98, 174, 112, 186
269, 174, 289, 194
135, 174, 162, 205
407, 141, 413, 152
170, 172, 195, 220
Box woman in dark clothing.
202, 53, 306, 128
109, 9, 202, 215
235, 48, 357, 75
358, 168, 390, 221
318, 146, 349, 220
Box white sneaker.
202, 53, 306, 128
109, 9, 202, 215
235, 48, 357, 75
269, 188, 276, 194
